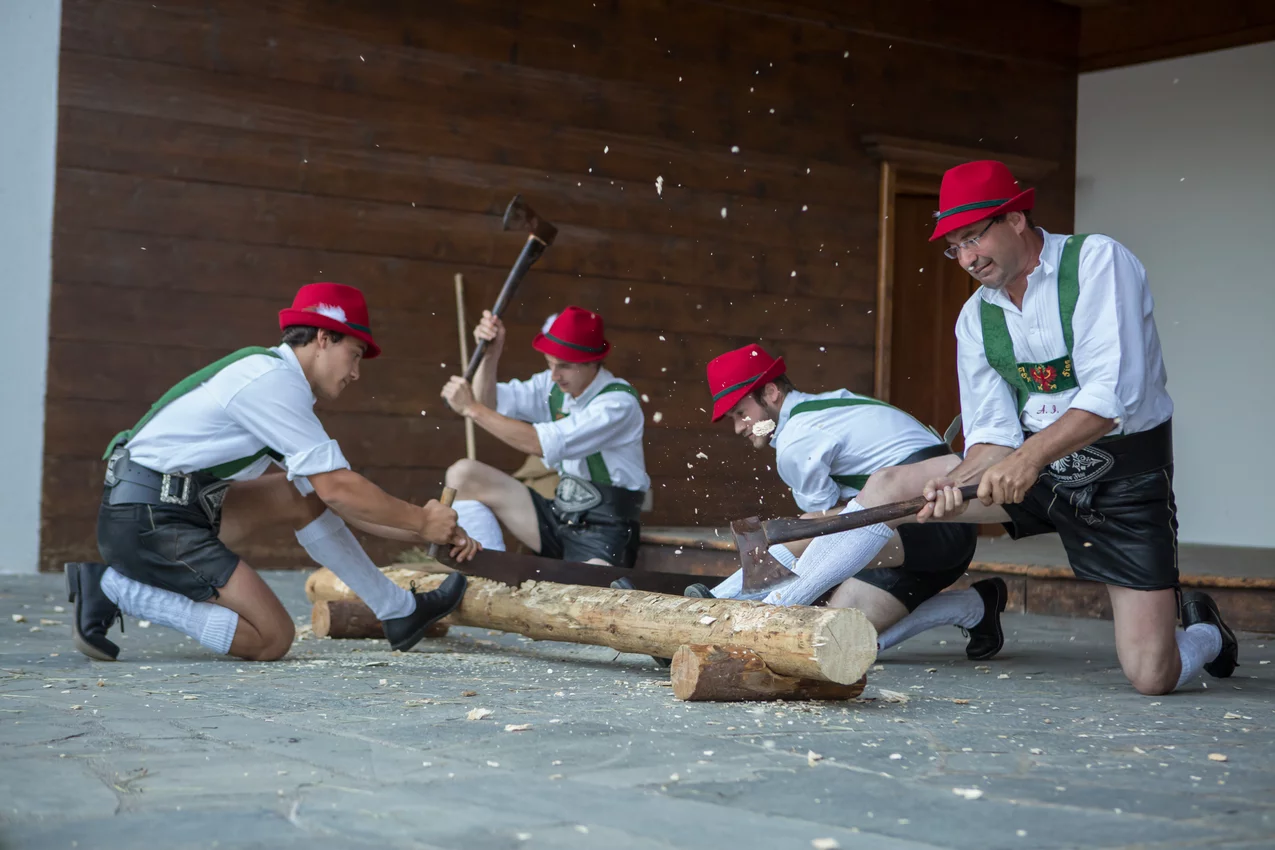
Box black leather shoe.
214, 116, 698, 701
964, 578, 1007, 661
684, 583, 714, 598
65, 562, 122, 662
1181, 590, 1238, 678
383, 572, 467, 652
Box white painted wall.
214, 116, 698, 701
1076, 42, 1275, 548
0, 0, 61, 573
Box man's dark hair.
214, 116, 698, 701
994, 210, 1036, 231
750, 373, 796, 404
281, 325, 344, 348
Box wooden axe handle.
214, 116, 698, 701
461, 234, 548, 382
425, 486, 458, 559
762, 485, 981, 546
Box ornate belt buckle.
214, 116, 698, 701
159, 473, 192, 506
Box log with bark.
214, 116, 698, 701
311, 599, 450, 640
671, 644, 866, 702
307, 569, 876, 685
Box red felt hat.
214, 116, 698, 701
705, 344, 787, 422
278, 282, 381, 359
929, 160, 1035, 242
532, 306, 610, 363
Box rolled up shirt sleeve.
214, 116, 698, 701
222, 370, 350, 480
496, 371, 552, 423
776, 431, 842, 513
956, 299, 1025, 450
1067, 238, 1144, 428
533, 395, 643, 469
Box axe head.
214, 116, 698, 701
502, 195, 558, 246
732, 516, 799, 594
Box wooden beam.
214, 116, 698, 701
671, 644, 867, 702
311, 598, 450, 640
862, 135, 1059, 182
1080, 0, 1275, 72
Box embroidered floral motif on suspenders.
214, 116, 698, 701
102, 347, 286, 478
979, 235, 1088, 412
787, 397, 941, 490
547, 382, 641, 486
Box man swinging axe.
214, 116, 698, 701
683, 344, 1008, 660
440, 307, 649, 567
67, 283, 478, 663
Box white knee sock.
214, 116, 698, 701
454, 500, 506, 552
762, 502, 895, 606
296, 509, 415, 620
1174, 623, 1223, 690
876, 588, 984, 651
101, 567, 239, 654
706, 568, 771, 601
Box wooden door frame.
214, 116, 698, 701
862, 135, 1058, 400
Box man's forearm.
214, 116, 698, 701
466, 403, 543, 456
311, 469, 424, 542
1016, 409, 1115, 469
472, 349, 500, 409
948, 443, 1015, 486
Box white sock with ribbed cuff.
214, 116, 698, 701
295, 509, 416, 620
101, 567, 239, 654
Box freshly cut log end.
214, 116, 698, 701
311, 599, 449, 640
671, 644, 867, 702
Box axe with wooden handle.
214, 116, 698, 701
734, 485, 981, 593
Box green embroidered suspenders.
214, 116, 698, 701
102, 346, 285, 478
547, 382, 642, 486
979, 235, 1087, 412
787, 396, 941, 490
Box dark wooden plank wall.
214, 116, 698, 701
43, 0, 1079, 570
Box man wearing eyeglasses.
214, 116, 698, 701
917, 160, 1234, 696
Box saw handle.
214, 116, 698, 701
425, 486, 458, 560
762, 485, 981, 545
461, 235, 549, 382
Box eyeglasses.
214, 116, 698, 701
943, 218, 998, 260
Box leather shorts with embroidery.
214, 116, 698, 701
528, 486, 641, 568
1002, 465, 1180, 590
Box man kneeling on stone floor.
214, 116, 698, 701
439, 307, 648, 567
654, 343, 1006, 661
67, 283, 478, 663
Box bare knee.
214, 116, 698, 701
857, 465, 908, 507
1126, 666, 1177, 696
240, 617, 295, 662
445, 459, 484, 494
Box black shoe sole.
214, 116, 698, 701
389, 574, 468, 652
66, 563, 119, 662
965, 578, 1007, 662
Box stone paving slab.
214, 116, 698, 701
1, 571, 1272, 850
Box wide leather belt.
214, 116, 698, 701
1042, 418, 1173, 487
103, 448, 229, 523
552, 475, 645, 525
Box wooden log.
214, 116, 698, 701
309, 571, 876, 685
671, 644, 866, 702
304, 562, 454, 604
311, 598, 449, 640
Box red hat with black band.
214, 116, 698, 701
929, 160, 1035, 242
532, 306, 610, 363
278, 282, 381, 359
705, 344, 787, 422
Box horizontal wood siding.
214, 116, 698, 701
44, 0, 1078, 570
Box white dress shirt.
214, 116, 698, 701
957, 229, 1174, 449
124, 344, 349, 487
770, 389, 944, 513
496, 367, 650, 492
